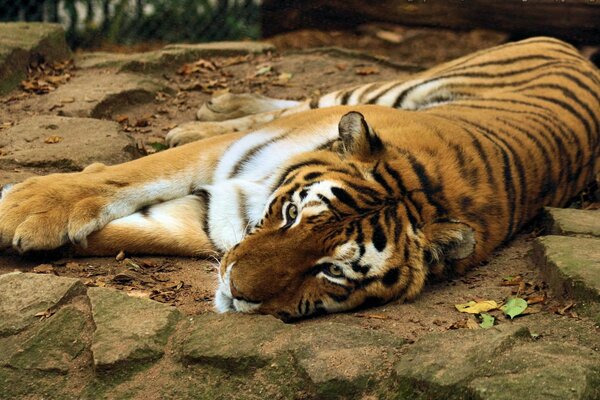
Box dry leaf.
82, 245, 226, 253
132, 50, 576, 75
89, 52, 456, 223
44, 135, 63, 144
35, 309, 55, 320
455, 300, 499, 314
178, 59, 217, 75
449, 317, 479, 330
355, 66, 380, 76
500, 275, 523, 286
273, 72, 293, 86
255, 64, 272, 76
33, 264, 54, 274
354, 313, 390, 320
375, 30, 403, 43
526, 295, 545, 305
115, 115, 129, 123
115, 250, 126, 261
127, 290, 151, 299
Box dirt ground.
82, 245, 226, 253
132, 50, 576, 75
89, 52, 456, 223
0, 26, 598, 346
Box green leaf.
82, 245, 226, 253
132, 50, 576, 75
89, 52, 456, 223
148, 142, 168, 152
500, 297, 528, 319
479, 313, 495, 329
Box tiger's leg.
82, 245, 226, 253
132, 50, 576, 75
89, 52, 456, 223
166, 92, 309, 147
0, 131, 245, 253
78, 195, 218, 257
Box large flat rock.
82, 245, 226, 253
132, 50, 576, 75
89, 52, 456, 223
544, 207, 600, 237
533, 235, 600, 303
6, 306, 88, 373
179, 313, 404, 397
0, 23, 71, 94
0, 272, 85, 336
88, 287, 181, 368
43, 72, 171, 118
0, 116, 135, 170
77, 41, 275, 72
393, 324, 600, 400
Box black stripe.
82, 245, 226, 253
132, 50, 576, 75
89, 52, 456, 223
330, 186, 365, 213
271, 159, 330, 191
230, 138, 278, 177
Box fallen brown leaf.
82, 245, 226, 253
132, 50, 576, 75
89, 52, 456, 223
354, 313, 390, 320
115, 115, 129, 123
355, 66, 380, 75
44, 135, 63, 144
33, 264, 54, 274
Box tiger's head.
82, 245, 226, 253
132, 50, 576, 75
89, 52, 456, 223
216, 111, 476, 321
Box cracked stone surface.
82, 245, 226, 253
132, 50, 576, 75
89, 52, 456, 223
0, 272, 85, 336
0, 116, 136, 170
0, 22, 71, 94
544, 207, 600, 237
88, 287, 181, 368
394, 323, 600, 400
6, 306, 88, 373
42, 72, 171, 118
533, 235, 600, 302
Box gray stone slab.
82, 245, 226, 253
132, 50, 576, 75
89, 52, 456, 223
533, 235, 600, 302
77, 41, 274, 73
180, 313, 404, 396
179, 313, 286, 370
0, 272, 85, 336
88, 287, 181, 368
0, 23, 71, 94
544, 207, 600, 237
0, 116, 135, 170
42, 72, 171, 118
7, 306, 87, 373
394, 325, 600, 400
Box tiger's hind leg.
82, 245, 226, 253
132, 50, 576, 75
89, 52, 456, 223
196, 92, 301, 122
166, 93, 307, 147
78, 195, 218, 257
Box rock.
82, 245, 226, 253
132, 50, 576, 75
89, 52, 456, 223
42, 73, 171, 118
88, 287, 181, 368
393, 325, 600, 400
180, 313, 404, 397
179, 313, 286, 370
77, 41, 274, 72
271, 321, 403, 398
0, 116, 136, 170
0, 22, 71, 94
0, 272, 85, 336
544, 207, 600, 237
533, 235, 600, 302
7, 306, 88, 373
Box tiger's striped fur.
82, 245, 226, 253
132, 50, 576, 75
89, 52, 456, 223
0, 37, 598, 320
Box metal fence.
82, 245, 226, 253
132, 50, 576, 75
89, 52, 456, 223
0, 0, 261, 48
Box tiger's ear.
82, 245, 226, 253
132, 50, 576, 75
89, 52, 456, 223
337, 112, 383, 158
422, 221, 476, 265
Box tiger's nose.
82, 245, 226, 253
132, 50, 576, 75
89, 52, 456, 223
229, 277, 262, 303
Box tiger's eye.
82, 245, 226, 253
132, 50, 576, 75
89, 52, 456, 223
327, 264, 344, 277
286, 204, 298, 221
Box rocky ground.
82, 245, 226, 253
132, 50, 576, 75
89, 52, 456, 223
0, 22, 599, 400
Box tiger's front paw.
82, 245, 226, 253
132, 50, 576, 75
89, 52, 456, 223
0, 174, 114, 253
165, 121, 230, 147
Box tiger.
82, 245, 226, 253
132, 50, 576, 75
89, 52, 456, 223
0, 37, 598, 321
